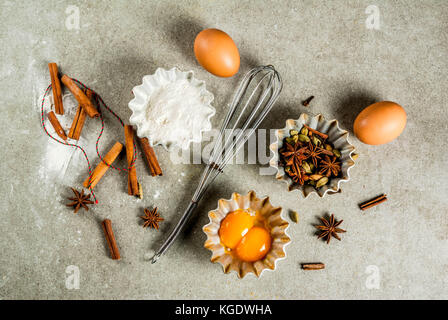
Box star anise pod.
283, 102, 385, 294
141, 207, 164, 230
66, 188, 94, 213
315, 214, 346, 244
281, 141, 308, 169
287, 164, 306, 185
319, 156, 341, 177
304, 142, 326, 167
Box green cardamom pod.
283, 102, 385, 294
316, 177, 329, 188
300, 127, 309, 136
298, 134, 310, 143
285, 137, 295, 145
333, 149, 341, 158
290, 211, 299, 223
302, 161, 312, 174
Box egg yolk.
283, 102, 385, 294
219, 209, 254, 249
235, 227, 272, 262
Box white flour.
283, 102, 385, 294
37, 88, 97, 185
144, 79, 213, 149
38, 93, 80, 182
27, 57, 82, 185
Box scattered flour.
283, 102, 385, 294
38, 92, 84, 183
72, 230, 82, 246
30, 207, 44, 230
29, 56, 98, 187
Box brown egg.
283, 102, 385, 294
354, 101, 406, 145
194, 28, 240, 77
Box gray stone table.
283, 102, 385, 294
0, 0, 447, 299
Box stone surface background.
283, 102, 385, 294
0, 0, 447, 299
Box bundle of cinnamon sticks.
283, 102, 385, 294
48, 63, 164, 261
47, 63, 99, 141
47, 63, 162, 195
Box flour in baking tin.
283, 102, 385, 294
144, 79, 214, 149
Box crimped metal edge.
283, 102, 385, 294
128, 67, 216, 150
269, 113, 356, 198
202, 191, 291, 279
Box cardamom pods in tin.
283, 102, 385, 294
285, 136, 298, 145
351, 153, 359, 160
302, 161, 312, 174
333, 149, 341, 158
300, 127, 308, 136
279, 124, 344, 192
312, 136, 321, 146
298, 134, 310, 143
316, 176, 329, 188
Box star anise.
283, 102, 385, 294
315, 214, 346, 244
66, 188, 94, 213
281, 141, 308, 169
304, 142, 326, 167
287, 164, 306, 185
141, 207, 164, 230
319, 155, 341, 177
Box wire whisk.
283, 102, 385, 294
151, 65, 282, 263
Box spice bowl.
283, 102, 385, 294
269, 113, 356, 198
203, 191, 291, 278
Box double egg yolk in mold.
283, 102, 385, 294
218, 209, 272, 262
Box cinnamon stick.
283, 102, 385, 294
303, 124, 328, 139
301, 263, 325, 270
359, 194, 388, 211
101, 219, 120, 260
124, 125, 141, 197
83, 142, 123, 189
47, 111, 67, 140
61, 75, 99, 118
68, 89, 93, 140
138, 137, 162, 176
48, 63, 64, 115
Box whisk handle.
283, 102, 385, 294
151, 201, 199, 264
